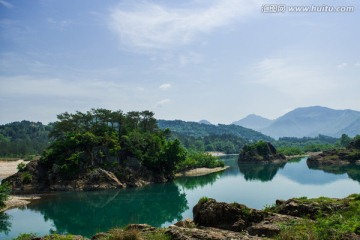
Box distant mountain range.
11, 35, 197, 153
233, 106, 360, 138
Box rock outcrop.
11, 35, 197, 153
193, 198, 300, 238
3, 158, 169, 193
238, 142, 286, 163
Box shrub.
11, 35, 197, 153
198, 196, 209, 204
13, 233, 38, 240
0, 183, 11, 208
21, 172, 32, 184
17, 162, 27, 172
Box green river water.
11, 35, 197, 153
1, 156, 359, 239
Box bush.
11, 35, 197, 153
14, 233, 38, 240
198, 196, 210, 204
176, 152, 224, 171
17, 162, 26, 172
0, 183, 11, 208
21, 172, 32, 184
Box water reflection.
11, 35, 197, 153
238, 161, 287, 182
0, 213, 11, 234
27, 182, 188, 237
175, 171, 222, 190
307, 161, 360, 183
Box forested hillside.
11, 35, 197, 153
157, 120, 273, 154
0, 121, 51, 157
157, 120, 273, 140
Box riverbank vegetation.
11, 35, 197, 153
0, 183, 10, 209
269, 194, 360, 240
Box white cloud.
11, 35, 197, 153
355, 62, 360, 67
0, 0, 13, 9
109, 0, 261, 51
159, 83, 172, 90
249, 58, 338, 97
156, 98, 170, 107
337, 62, 348, 69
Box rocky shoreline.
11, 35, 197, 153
13, 194, 360, 240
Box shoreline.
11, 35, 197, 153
0, 159, 27, 181
175, 166, 229, 177
0, 195, 40, 213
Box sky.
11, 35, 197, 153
0, 0, 359, 124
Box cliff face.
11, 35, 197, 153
238, 142, 286, 163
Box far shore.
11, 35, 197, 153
175, 166, 230, 177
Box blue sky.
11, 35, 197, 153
0, 0, 359, 124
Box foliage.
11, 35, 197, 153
176, 152, 224, 171
173, 133, 248, 154
20, 172, 33, 184
0, 212, 11, 235
13, 233, 38, 240
40, 109, 186, 178
0, 183, 11, 208
198, 196, 210, 204
157, 120, 273, 140
17, 162, 26, 172
0, 121, 51, 157
239, 141, 281, 161
157, 120, 272, 153
274, 135, 339, 155
274, 194, 360, 240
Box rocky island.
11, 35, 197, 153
2, 109, 225, 194
307, 136, 360, 166
238, 141, 286, 163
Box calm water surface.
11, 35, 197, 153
1, 156, 359, 239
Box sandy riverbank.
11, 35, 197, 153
1, 195, 40, 212
175, 166, 230, 177
0, 159, 27, 181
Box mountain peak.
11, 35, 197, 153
232, 114, 273, 130
199, 119, 212, 125
261, 106, 360, 138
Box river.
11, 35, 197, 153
1, 156, 359, 239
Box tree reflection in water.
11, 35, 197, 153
238, 161, 287, 182
27, 182, 188, 237
0, 212, 11, 235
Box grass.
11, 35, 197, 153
274, 194, 360, 240
198, 196, 210, 204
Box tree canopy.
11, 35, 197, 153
40, 109, 185, 178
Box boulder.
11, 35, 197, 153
238, 142, 286, 163
193, 198, 268, 232
273, 198, 349, 219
